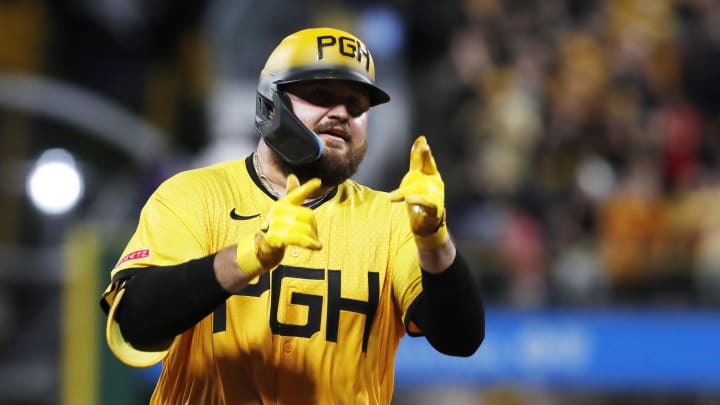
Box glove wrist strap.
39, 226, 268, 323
414, 224, 448, 251
235, 233, 282, 279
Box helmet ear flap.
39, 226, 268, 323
257, 90, 323, 165
255, 93, 273, 135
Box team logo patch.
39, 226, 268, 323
115, 248, 150, 268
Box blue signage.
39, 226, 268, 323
394, 308, 720, 390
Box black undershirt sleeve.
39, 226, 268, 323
409, 253, 485, 357
113, 254, 230, 351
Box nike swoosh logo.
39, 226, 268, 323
230, 209, 260, 220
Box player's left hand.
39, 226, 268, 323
390, 135, 449, 250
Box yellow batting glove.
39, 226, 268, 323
236, 174, 322, 278
389, 135, 449, 250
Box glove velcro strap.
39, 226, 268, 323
235, 233, 282, 279
414, 223, 448, 251
235, 233, 265, 279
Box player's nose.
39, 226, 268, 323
327, 102, 351, 120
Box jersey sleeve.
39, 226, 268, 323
101, 171, 211, 367
389, 203, 425, 335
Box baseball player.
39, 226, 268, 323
100, 27, 484, 404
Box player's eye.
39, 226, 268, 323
344, 96, 368, 117
307, 89, 335, 106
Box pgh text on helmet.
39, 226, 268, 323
317, 35, 371, 71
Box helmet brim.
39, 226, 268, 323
274, 68, 390, 107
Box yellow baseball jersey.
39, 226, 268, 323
101, 155, 424, 404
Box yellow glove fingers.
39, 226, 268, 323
284, 175, 322, 205
407, 204, 441, 236
266, 209, 320, 246
408, 136, 426, 172
388, 189, 405, 202
266, 231, 322, 250
237, 175, 323, 278
392, 135, 450, 250
421, 147, 439, 175
409, 136, 439, 174
406, 196, 436, 211
394, 179, 443, 209
286, 173, 301, 193
268, 203, 316, 225
389, 173, 427, 202
406, 196, 436, 218
264, 192, 322, 250
416, 145, 439, 177
409, 204, 438, 223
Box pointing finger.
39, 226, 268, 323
409, 136, 428, 172
285, 174, 301, 194
419, 144, 438, 175
285, 176, 322, 205
388, 189, 405, 202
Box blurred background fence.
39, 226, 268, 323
1, 0, 720, 404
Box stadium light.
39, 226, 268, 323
26, 148, 84, 215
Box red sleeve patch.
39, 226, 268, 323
115, 248, 150, 268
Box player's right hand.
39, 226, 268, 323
235, 174, 322, 278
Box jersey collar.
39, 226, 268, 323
245, 154, 338, 208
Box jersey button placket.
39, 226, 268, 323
282, 339, 293, 353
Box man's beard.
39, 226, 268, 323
276, 137, 368, 187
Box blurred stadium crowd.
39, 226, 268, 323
416, 0, 720, 310
2, 0, 720, 404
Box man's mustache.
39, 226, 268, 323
314, 119, 350, 136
